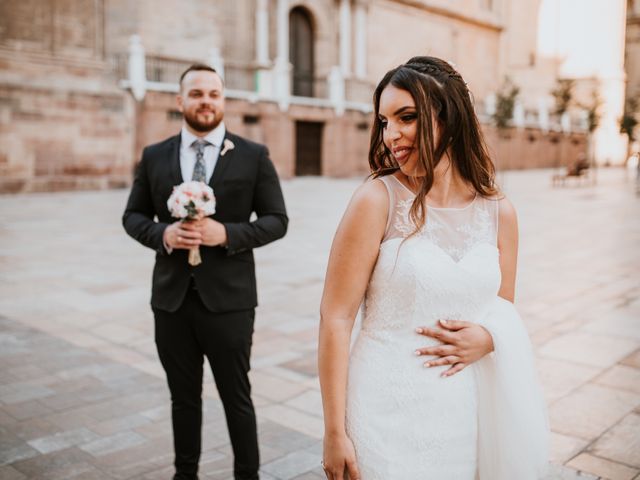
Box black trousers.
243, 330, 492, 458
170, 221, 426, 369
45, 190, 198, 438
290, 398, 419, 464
154, 286, 259, 480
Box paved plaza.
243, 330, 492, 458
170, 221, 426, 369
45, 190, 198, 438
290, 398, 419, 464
0, 168, 639, 480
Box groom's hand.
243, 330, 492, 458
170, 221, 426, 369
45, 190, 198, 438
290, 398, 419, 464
186, 218, 228, 247
414, 320, 494, 377
164, 221, 202, 250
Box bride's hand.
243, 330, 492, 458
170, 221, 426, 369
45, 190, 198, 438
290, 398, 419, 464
322, 432, 361, 480
414, 319, 494, 377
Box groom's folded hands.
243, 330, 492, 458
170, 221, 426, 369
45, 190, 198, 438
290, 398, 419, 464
163, 221, 202, 251
182, 218, 228, 247
163, 219, 228, 254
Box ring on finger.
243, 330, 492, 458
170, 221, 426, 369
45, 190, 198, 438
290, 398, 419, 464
426, 356, 456, 367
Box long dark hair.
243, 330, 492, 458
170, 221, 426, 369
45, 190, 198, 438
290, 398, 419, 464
369, 56, 499, 232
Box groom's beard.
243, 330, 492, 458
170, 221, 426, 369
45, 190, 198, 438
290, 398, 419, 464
184, 109, 223, 133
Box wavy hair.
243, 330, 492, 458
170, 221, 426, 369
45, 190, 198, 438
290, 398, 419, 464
369, 56, 499, 233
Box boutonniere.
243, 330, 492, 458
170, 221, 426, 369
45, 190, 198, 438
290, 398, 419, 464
220, 138, 235, 157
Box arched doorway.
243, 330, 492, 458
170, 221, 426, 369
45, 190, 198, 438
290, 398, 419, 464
289, 7, 314, 97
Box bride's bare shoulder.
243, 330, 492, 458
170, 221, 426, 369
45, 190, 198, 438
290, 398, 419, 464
348, 177, 389, 213
497, 195, 517, 226
335, 177, 389, 234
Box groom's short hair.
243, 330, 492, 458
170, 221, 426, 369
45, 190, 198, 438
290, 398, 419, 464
179, 64, 224, 89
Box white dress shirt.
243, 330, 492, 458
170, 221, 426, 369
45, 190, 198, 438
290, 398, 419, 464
180, 122, 226, 183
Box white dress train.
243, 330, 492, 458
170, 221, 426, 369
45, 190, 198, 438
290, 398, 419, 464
345, 175, 548, 479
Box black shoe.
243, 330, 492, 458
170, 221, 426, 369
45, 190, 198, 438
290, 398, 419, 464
173, 474, 198, 480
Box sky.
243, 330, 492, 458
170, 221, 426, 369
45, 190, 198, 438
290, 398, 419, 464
537, 0, 626, 78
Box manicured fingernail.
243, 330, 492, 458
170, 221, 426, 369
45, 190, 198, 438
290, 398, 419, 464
424, 362, 430, 367
414, 350, 421, 356
415, 328, 423, 333
440, 319, 447, 325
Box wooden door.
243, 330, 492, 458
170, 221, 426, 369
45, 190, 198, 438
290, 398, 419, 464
295, 121, 323, 175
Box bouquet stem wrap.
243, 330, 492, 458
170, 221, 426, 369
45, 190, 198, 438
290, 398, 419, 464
188, 246, 202, 266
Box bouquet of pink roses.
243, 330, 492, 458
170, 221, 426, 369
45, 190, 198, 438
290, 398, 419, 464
167, 181, 216, 266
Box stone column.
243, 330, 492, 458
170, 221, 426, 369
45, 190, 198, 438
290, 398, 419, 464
354, 1, 367, 79
329, 66, 346, 116
128, 35, 146, 101
537, 97, 550, 133
513, 100, 525, 128
255, 0, 269, 66
208, 48, 225, 81
339, 0, 352, 77
485, 93, 497, 117
255, 0, 272, 96
560, 112, 571, 133
273, 0, 291, 108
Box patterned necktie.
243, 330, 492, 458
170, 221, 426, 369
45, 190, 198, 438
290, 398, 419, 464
192, 139, 209, 182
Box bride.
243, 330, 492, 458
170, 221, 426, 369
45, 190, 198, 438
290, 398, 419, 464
318, 56, 548, 480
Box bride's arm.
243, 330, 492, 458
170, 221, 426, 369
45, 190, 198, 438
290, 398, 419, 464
497, 196, 519, 302
318, 179, 387, 480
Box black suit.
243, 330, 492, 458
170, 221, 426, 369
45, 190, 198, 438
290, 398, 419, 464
123, 131, 287, 480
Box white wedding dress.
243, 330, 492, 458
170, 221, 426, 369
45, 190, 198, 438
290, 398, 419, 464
345, 175, 548, 480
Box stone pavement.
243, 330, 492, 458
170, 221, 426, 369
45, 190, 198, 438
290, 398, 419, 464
0, 167, 638, 480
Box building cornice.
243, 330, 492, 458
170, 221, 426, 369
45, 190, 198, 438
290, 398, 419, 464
384, 0, 504, 32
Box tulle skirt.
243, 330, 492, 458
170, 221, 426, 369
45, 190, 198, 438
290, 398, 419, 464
473, 296, 549, 480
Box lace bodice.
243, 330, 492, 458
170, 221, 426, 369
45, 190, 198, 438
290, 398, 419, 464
382, 175, 498, 262
359, 174, 502, 336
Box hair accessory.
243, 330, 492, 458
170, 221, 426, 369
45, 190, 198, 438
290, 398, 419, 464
404, 62, 468, 90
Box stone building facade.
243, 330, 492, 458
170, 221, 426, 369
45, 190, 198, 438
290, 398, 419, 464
0, 0, 605, 193
627, 0, 640, 152
628, 0, 640, 96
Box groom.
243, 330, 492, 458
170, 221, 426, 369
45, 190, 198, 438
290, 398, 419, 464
123, 64, 288, 480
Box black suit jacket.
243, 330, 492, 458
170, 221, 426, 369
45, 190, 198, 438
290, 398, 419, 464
122, 131, 288, 313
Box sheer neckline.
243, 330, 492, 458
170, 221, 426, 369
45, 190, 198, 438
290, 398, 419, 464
389, 175, 478, 211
